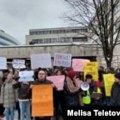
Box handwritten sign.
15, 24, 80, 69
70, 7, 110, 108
0, 57, 7, 69
72, 59, 90, 72
12, 59, 26, 69
103, 74, 115, 96
31, 54, 52, 69
19, 71, 34, 82
84, 62, 98, 81
53, 53, 72, 67
32, 85, 54, 117
47, 75, 65, 91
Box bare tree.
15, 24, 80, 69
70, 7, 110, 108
64, 0, 120, 68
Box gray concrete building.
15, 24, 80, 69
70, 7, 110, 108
26, 26, 88, 45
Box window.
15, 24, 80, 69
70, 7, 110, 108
73, 37, 88, 42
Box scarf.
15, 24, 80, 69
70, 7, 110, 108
66, 77, 80, 93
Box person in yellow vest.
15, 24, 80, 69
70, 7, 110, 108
81, 74, 97, 106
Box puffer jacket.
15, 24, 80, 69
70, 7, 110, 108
1, 79, 17, 107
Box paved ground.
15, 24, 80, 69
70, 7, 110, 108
2, 111, 62, 120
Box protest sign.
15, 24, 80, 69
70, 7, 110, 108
19, 70, 34, 82
103, 74, 115, 96
31, 54, 52, 69
72, 59, 90, 72
0, 57, 7, 69
47, 75, 65, 91
12, 59, 26, 69
53, 53, 72, 67
32, 85, 54, 117
84, 62, 98, 81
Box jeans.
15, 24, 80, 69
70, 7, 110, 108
4, 107, 15, 120
19, 100, 31, 120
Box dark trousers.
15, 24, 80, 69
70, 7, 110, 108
0, 104, 4, 116
35, 117, 51, 120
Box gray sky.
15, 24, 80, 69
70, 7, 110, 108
0, 0, 69, 44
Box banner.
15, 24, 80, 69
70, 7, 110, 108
31, 54, 52, 69
19, 71, 34, 82
53, 53, 72, 67
12, 59, 26, 69
47, 75, 65, 91
103, 74, 115, 96
0, 57, 7, 69
72, 59, 90, 72
32, 85, 54, 117
84, 62, 98, 81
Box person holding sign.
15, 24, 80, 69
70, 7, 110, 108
110, 73, 120, 106
32, 68, 55, 120
13, 81, 31, 120
54, 69, 65, 120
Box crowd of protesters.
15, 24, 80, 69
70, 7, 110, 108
0, 65, 120, 120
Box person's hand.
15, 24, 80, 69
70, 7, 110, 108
51, 84, 55, 88
30, 85, 33, 89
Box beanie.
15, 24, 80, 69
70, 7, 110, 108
67, 70, 76, 80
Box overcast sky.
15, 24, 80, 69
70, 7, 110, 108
0, 0, 69, 44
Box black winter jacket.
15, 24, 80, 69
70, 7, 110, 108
111, 82, 120, 106
13, 82, 31, 100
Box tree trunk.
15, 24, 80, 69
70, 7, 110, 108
106, 59, 112, 69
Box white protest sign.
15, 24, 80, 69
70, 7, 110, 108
12, 59, 26, 69
47, 75, 65, 91
31, 54, 52, 69
19, 71, 34, 82
53, 53, 72, 67
0, 57, 7, 69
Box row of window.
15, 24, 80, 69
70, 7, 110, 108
29, 37, 87, 45
30, 28, 87, 35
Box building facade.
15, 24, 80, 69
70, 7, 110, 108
26, 27, 88, 45
0, 30, 19, 46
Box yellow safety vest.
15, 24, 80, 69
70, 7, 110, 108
82, 90, 91, 104
97, 87, 101, 94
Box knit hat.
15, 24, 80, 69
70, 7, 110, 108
67, 70, 76, 79
115, 73, 120, 80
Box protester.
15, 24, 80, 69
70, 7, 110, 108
110, 72, 120, 106
63, 70, 80, 107
13, 81, 31, 120
54, 68, 65, 120
13, 69, 20, 120
81, 74, 97, 106
0, 76, 4, 119
32, 68, 55, 120
1, 73, 17, 120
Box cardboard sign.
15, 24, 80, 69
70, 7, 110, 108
32, 85, 54, 117
53, 53, 72, 67
12, 59, 26, 69
47, 75, 65, 91
31, 54, 52, 69
0, 57, 7, 69
84, 62, 98, 81
19, 71, 34, 82
72, 59, 90, 72
103, 74, 115, 96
